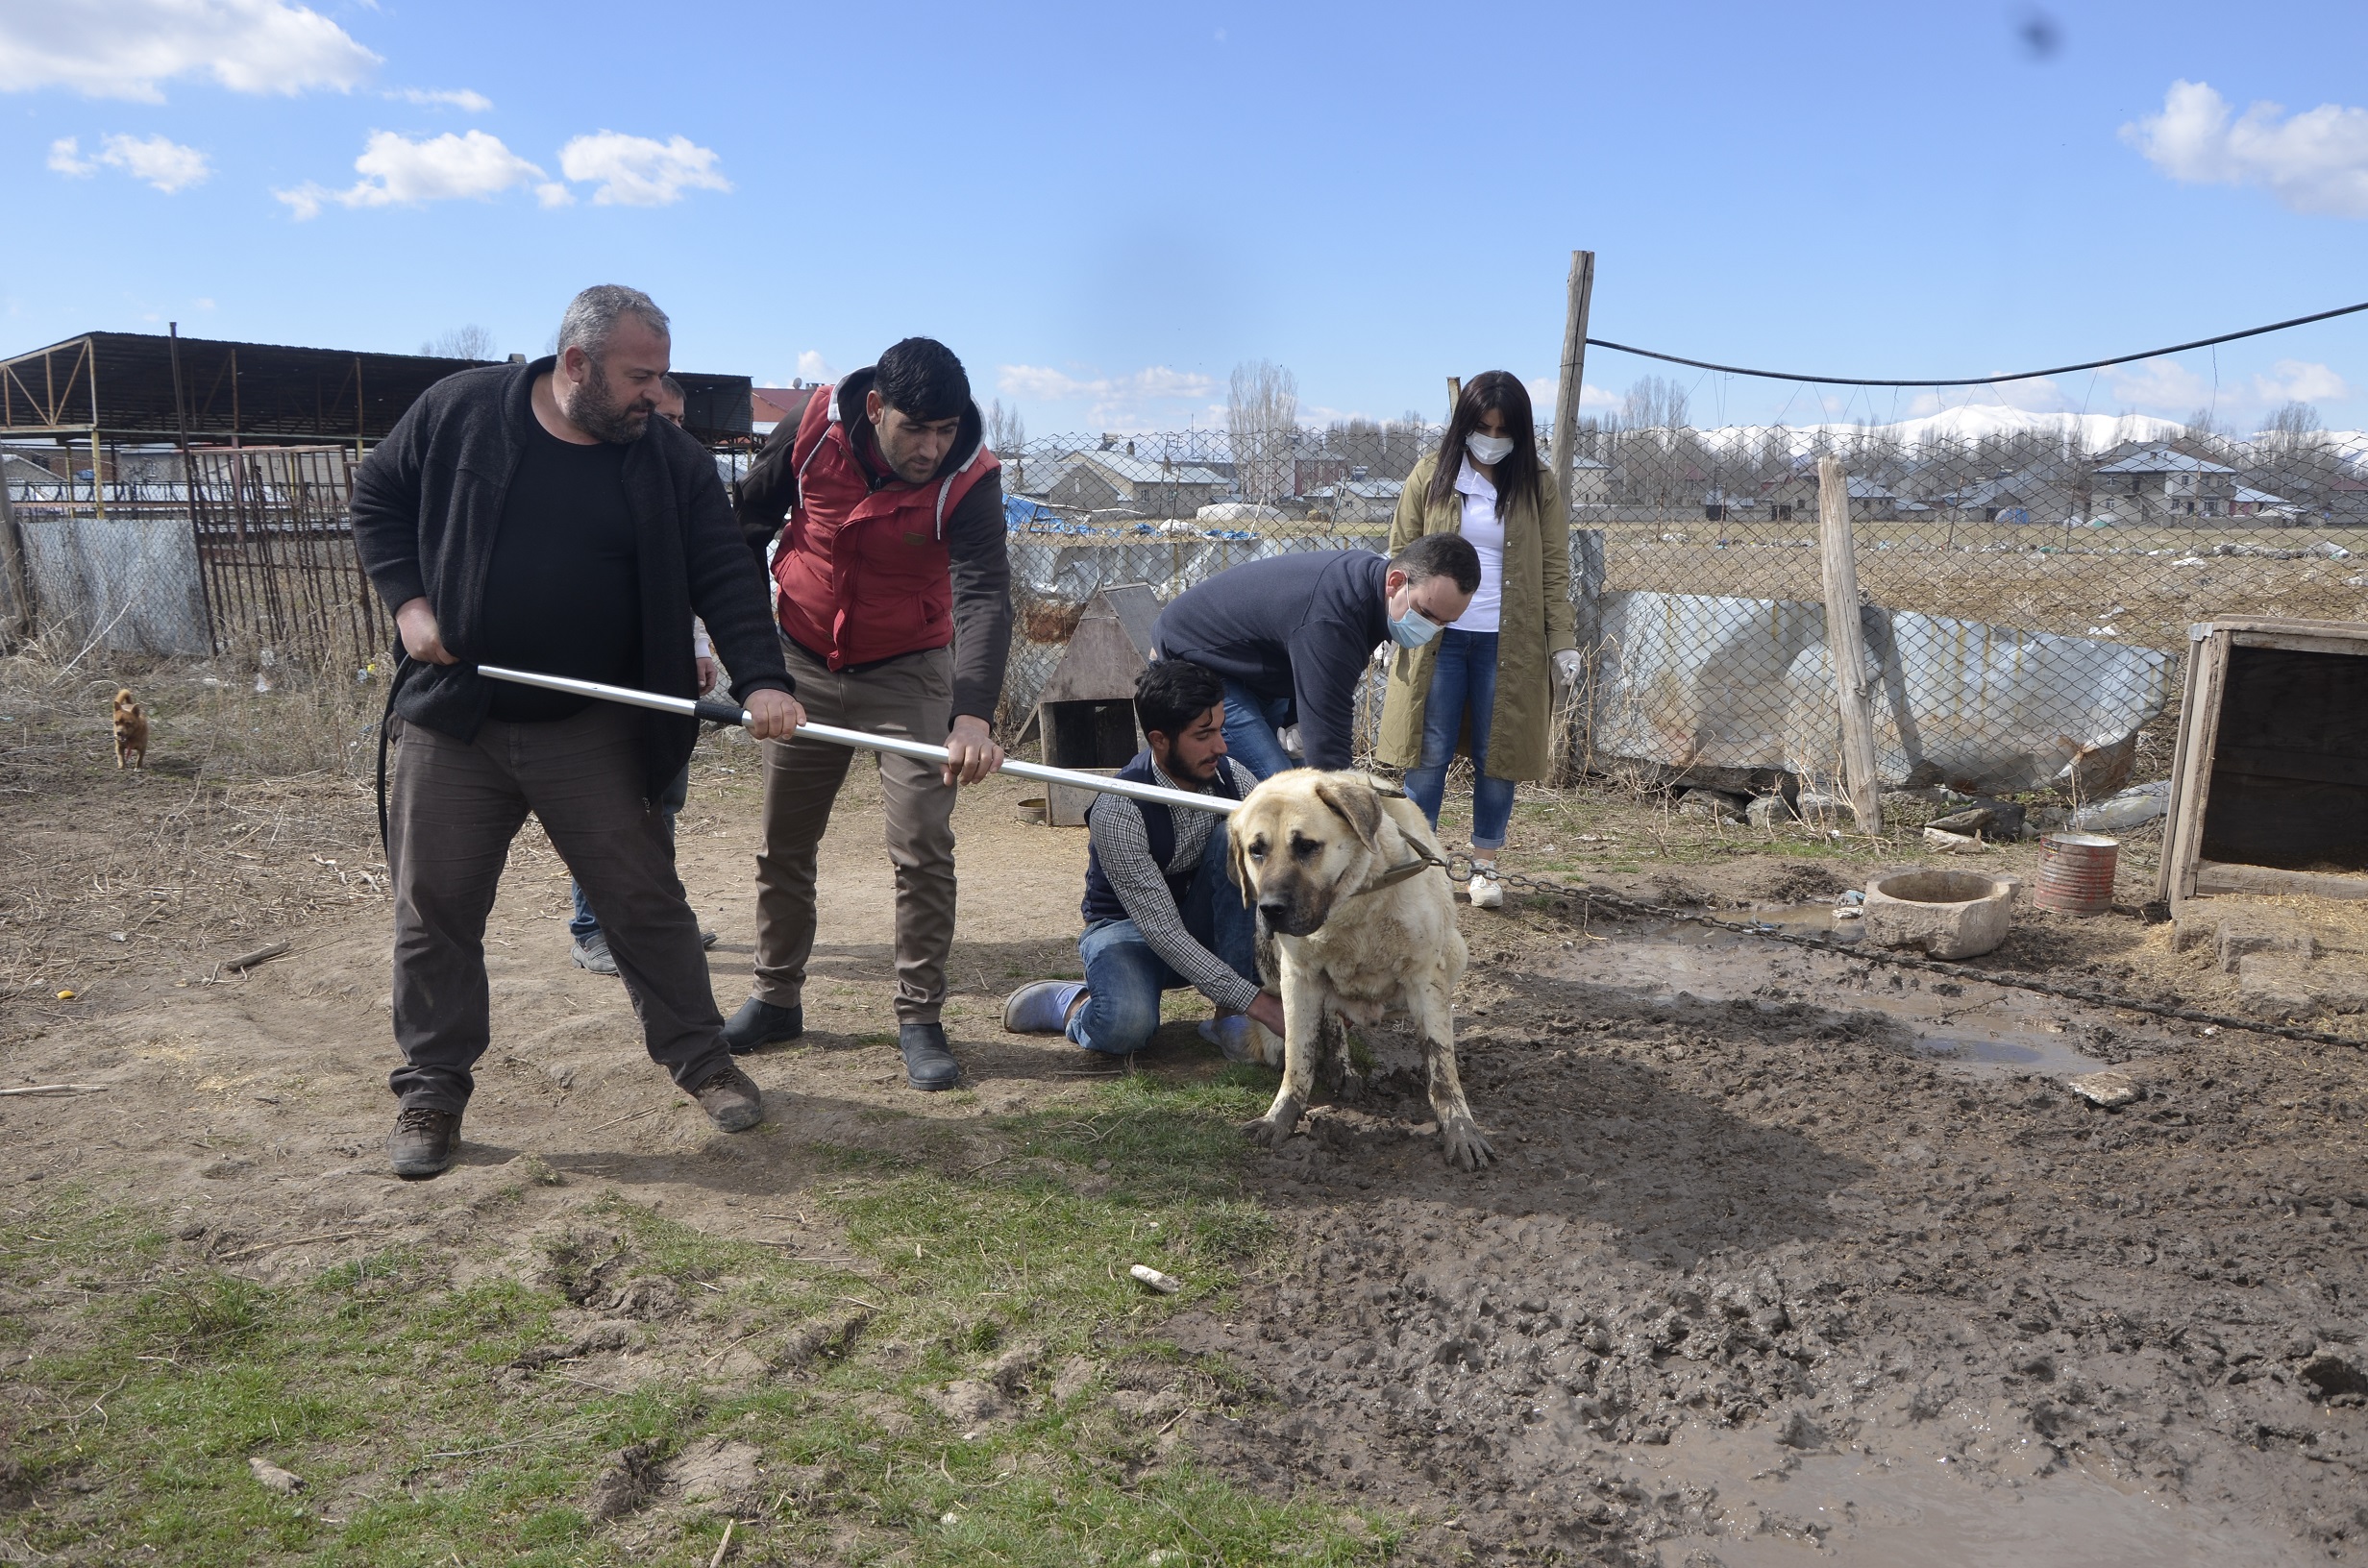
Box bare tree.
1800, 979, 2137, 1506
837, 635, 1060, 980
986, 399, 1026, 455
1618, 375, 1690, 432
2183, 404, 2223, 440
1227, 360, 1299, 505
421, 325, 499, 360
2263, 400, 2326, 453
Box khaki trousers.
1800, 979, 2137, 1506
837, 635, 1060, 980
752, 639, 957, 1023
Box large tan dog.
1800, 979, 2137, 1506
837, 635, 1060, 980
1227, 769, 1492, 1170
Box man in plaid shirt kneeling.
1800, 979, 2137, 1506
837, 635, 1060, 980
1000, 659, 1285, 1061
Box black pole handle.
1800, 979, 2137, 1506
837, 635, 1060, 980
693, 698, 747, 726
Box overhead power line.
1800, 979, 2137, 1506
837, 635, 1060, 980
1587, 299, 2368, 388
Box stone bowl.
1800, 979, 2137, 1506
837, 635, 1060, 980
1862, 869, 2024, 960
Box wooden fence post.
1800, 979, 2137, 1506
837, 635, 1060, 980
1817, 455, 1883, 833
1552, 250, 1602, 731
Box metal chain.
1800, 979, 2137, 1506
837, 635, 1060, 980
1443, 853, 2366, 1052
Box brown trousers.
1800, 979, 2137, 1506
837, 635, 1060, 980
751, 639, 957, 1023
385, 705, 731, 1111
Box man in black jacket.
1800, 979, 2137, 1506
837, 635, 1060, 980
351, 283, 803, 1178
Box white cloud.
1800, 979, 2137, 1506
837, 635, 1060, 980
1, 0, 379, 102
102, 132, 210, 190
2255, 358, 2349, 404
795, 351, 837, 383
999, 364, 1216, 403
555, 132, 728, 207
46, 132, 210, 190
2124, 79, 2368, 218
1524, 377, 1618, 415
2101, 356, 2210, 412
276, 129, 545, 219
999, 363, 1221, 428
386, 86, 492, 112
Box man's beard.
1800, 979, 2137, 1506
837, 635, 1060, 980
568, 365, 652, 443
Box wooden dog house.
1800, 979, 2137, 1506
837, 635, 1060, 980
2158, 617, 2368, 903
1034, 584, 1162, 825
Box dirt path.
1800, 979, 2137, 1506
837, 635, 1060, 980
5, 707, 2364, 1563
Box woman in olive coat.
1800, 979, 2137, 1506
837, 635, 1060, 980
1378, 372, 1579, 906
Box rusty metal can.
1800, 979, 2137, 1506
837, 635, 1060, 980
2035, 832, 2118, 915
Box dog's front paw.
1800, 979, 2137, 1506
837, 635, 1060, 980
1242, 1096, 1305, 1150
1440, 1116, 1495, 1171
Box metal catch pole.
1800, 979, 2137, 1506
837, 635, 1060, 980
476, 664, 1241, 818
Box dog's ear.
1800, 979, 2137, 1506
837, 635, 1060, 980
1312, 774, 1384, 853
1225, 812, 1252, 906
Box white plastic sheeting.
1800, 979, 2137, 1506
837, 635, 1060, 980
1590, 590, 2175, 794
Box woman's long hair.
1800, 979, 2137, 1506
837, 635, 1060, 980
1425, 370, 1542, 520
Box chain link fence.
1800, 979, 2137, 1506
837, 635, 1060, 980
10, 419, 2366, 809
990, 420, 2368, 801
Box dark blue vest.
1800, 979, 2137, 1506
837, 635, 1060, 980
1079, 748, 1243, 925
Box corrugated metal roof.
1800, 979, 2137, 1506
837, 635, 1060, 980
2092, 445, 2237, 476
1071, 449, 1226, 486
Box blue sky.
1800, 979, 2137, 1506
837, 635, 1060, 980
7, 0, 2368, 437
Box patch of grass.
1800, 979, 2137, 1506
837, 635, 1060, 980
3, 1075, 1393, 1564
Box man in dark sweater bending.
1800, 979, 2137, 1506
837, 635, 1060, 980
1152, 534, 1481, 779
352, 284, 802, 1178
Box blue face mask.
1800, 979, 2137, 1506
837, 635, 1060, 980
1388, 607, 1443, 649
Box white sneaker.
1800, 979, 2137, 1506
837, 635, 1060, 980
1468, 868, 1505, 909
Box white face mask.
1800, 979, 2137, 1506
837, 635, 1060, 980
1467, 431, 1515, 465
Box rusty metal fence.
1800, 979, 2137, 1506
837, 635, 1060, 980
185, 447, 379, 674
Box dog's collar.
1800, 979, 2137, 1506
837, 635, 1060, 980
1348, 843, 1446, 898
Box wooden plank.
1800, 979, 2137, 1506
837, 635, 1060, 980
1817, 456, 1882, 833
2190, 861, 2368, 901
2155, 627, 2203, 904
2168, 631, 2229, 901
2228, 630, 2368, 657
2211, 744, 2368, 789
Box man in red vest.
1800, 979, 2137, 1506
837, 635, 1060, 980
728, 338, 1011, 1090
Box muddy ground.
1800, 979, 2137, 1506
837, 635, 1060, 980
3, 667, 2364, 1564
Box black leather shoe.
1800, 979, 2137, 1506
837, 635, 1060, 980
899, 1022, 960, 1091
722, 998, 802, 1054
387, 1106, 462, 1178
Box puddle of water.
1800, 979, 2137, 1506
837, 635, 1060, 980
1631, 1422, 2310, 1568
1551, 907, 2110, 1079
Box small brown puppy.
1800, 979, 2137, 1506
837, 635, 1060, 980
111, 688, 148, 770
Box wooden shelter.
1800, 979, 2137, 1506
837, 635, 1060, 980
1034, 584, 1162, 825
2158, 617, 2368, 902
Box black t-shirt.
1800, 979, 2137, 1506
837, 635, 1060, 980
479, 420, 642, 722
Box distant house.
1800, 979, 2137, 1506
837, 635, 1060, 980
1308, 477, 1403, 525
1045, 448, 1228, 517
1937, 474, 2082, 526
1760, 471, 1901, 523
2088, 444, 2238, 519
2230, 485, 2302, 520
1566, 457, 1612, 507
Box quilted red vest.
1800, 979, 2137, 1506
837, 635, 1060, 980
771, 384, 999, 669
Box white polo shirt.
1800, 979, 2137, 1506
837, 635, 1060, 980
1450, 457, 1504, 633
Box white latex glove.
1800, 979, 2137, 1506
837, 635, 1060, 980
1275, 724, 1303, 758
1552, 649, 1586, 694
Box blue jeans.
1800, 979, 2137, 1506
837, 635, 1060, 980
1220, 680, 1297, 781
1069, 823, 1261, 1056
1404, 628, 1516, 851
570, 758, 693, 940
